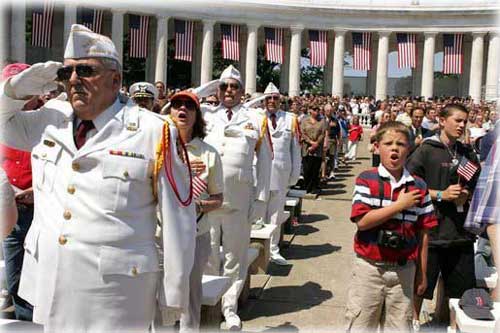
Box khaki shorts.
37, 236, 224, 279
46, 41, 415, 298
345, 256, 415, 333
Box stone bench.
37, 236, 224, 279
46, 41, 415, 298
250, 224, 278, 274
448, 298, 500, 333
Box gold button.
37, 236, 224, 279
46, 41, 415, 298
67, 185, 75, 194
63, 210, 72, 220
58, 235, 67, 245
131, 266, 138, 276
41, 153, 47, 158
123, 171, 129, 178
72, 163, 80, 171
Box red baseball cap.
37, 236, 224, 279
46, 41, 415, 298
170, 90, 200, 111
2, 63, 31, 81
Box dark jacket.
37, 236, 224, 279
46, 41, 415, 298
406, 135, 480, 247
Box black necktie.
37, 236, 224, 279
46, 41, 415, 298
75, 120, 95, 149
270, 114, 277, 129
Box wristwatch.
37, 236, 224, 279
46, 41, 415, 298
436, 191, 443, 202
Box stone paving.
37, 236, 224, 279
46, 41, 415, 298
240, 142, 373, 332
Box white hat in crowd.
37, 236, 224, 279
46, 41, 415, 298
219, 65, 243, 86
64, 24, 120, 64
264, 82, 280, 95
129, 82, 158, 100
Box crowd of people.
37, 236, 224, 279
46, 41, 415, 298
0, 23, 499, 333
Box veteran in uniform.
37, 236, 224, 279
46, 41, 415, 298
199, 65, 272, 330
129, 81, 158, 111
260, 83, 301, 265
0, 24, 196, 332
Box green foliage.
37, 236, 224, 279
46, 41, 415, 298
121, 32, 147, 87
434, 71, 460, 79
256, 46, 280, 92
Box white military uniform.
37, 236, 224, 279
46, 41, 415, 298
0, 90, 196, 332
202, 102, 272, 315
264, 109, 301, 256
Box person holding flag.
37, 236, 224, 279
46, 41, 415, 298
407, 103, 480, 329
165, 90, 224, 331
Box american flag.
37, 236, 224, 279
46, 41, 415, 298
129, 15, 150, 58
192, 175, 208, 199
31, 0, 55, 48
443, 33, 464, 74
221, 24, 240, 61
265, 27, 284, 64
175, 19, 194, 62
309, 30, 328, 67
396, 33, 416, 69
352, 32, 371, 71
77, 8, 104, 34
457, 156, 479, 182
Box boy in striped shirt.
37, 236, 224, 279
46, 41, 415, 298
345, 121, 437, 332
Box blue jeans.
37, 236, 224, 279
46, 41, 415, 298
3, 204, 34, 321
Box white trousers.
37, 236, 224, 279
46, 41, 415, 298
179, 232, 211, 331
264, 189, 287, 256
206, 183, 252, 316
346, 140, 359, 160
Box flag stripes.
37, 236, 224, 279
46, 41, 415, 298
264, 27, 284, 64
352, 32, 371, 71
221, 24, 240, 61
457, 156, 479, 182
309, 30, 328, 67
31, 0, 55, 48
129, 15, 150, 58
443, 33, 464, 74
175, 19, 195, 62
396, 33, 416, 69
77, 8, 104, 34
192, 176, 208, 199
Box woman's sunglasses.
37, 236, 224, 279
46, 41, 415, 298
171, 99, 197, 110
56, 64, 102, 81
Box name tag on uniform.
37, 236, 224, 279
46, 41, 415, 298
43, 139, 56, 147
109, 150, 145, 159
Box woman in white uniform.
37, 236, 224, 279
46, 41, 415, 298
167, 91, 224, 331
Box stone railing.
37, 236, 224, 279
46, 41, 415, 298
359, 114, 372, 128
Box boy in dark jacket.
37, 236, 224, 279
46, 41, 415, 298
407, 103, 480, 327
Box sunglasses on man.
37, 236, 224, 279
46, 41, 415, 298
56, 64, 107, 81
219, 82, 240, 91
171, 99, 197, 110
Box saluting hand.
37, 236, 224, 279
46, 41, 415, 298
396, 187, 422, 210
7, 61, 62, 99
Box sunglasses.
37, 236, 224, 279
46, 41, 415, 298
171, 99, 197, 110
205, 100, 218, 105
57, 64, 103, 81
219, 82, 240, 91
266, 96, 280, 101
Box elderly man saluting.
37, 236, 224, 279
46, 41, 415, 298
0, 25, 196, 332
199, 65, 272, 330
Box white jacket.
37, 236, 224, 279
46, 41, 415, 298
0, 87, 196, 332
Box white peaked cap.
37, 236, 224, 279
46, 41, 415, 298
129, 82, 158, 99
219, 65, 243, 86
64, 24, 120, 64
264, 82, 280, 95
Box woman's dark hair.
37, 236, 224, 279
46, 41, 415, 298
192, 107, 207, 139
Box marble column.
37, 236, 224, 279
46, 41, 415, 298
200, 20, 215, 85
332, 30, 346, 97
485, 32, 500, 101
421, 32, 437, 100
245, 24, 259, 94
11, 1, 26, 63
112, 10, 125, 64
154, 16, 169, 84
469, 32, 486, 102
323, 30, 334, 94
289, 26, 303, 97
375, 31, 390, 100
63, 4, 77, 44
279, 29, 290, 93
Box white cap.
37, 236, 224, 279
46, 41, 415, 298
64, 24, 120, 64
219, 65, 243, 86
264, 82, 280, 95
129, 82, 158, 99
